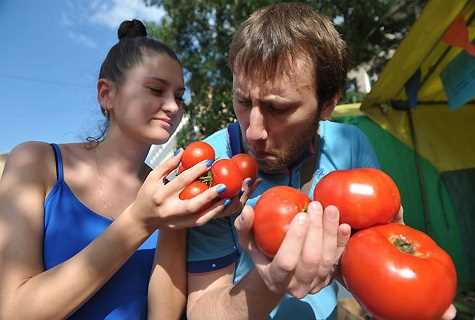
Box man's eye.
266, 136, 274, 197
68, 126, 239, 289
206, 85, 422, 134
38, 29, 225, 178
237, 98, 251, 107
267, 104, 288, 114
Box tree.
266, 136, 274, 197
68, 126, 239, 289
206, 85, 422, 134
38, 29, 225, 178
146, 0, 427, 145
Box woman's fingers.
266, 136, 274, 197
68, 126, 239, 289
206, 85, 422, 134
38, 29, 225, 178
164, 159, 213, 194
149, 149, 183, 182
166, 198, 226, 229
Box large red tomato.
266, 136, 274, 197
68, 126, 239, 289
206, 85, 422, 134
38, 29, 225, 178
210, 159, 244, 199
313, 168, 400, 229
253, 186, 310, 257
231, 154, 258, 181
341, 223, 457, 320
181, 141, 215, 172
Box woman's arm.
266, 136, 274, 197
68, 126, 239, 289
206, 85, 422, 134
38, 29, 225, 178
0, 142, 155, 320
0, 143, 225, 320
148, 228, 187, 320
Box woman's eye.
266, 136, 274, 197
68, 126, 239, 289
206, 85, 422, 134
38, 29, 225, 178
149, 87, 163, 95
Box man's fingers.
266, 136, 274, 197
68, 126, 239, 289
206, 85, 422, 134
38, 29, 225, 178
392, 205, 404, 224
235, 205, 254, 249
294, 201, 323, 284
270, 212, 309, 285
318, 205, 340, 278
335, 223, 351, 261
441, 304, 456, 320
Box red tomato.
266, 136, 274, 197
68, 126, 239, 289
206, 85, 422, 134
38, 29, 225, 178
179, 181, 209, 200
181, 141, 215, 171
231, 153, 258, 181
210, 159, 243, 199
253, 186, 310, 257
341, 223, 457, 320
179, 181, 212, 211
313, 168, 400, 229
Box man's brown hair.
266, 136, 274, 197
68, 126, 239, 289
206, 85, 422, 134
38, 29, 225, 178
229, 3, 349, 106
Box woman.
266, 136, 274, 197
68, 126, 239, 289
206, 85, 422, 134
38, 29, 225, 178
0, 19, 229, 319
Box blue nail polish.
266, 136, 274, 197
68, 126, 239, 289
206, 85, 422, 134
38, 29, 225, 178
224, 199, 231, 207
205, 159, 213, 167
246, 178, 253, 186
216, 185, 226, 194
174, 148, 183, 156
239, 190, 244, 197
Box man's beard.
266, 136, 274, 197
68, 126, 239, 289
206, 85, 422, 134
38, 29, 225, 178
259, 120, 319, 174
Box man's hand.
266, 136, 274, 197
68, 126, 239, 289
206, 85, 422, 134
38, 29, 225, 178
391, 206, 404, 224
235, 201, 351, 298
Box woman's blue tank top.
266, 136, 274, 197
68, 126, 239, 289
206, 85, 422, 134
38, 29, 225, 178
43, 144, 159, 319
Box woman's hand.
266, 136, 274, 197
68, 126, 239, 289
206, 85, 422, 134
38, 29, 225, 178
130, 149, 227, 231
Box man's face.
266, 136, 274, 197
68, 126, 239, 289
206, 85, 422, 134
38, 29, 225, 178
233, 57, 319, 173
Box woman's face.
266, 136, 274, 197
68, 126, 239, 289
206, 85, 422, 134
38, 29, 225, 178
108, 53, 185, 145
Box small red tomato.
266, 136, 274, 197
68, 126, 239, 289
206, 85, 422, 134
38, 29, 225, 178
313, 168, 400, 229
231, 153, 258, 181
253, 186, 310, 257
179, 181, 212, 211
341, 223, 457, 320
210, 159, 244, 199
181, 141, 215, 171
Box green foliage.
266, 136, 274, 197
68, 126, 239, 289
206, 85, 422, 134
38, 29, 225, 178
146, 0, 426, 145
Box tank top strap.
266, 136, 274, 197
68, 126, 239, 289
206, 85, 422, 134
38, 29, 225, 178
50, 143, 64, 182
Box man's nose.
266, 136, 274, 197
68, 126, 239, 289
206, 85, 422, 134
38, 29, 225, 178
246, 106, 268, 141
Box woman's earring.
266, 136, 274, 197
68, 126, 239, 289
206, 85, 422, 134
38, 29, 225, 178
103, 107, 110, 119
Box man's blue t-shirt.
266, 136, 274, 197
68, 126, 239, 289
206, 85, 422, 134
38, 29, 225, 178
187, 120, 379, 320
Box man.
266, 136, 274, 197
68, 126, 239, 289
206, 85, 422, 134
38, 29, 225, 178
185, 3, 455, 320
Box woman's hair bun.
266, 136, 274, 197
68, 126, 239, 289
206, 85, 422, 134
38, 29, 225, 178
117, 19, 147, 40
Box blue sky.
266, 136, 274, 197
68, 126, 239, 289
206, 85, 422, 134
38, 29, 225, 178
0, 0, 165, 153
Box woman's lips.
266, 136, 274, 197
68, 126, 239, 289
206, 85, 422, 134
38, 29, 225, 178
154, 118, 172, 128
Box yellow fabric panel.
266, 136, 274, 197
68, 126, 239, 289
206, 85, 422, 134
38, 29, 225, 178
331, 103, 363, 118
363, 0, 470, 109
417, 3, 475, 101
363, 104, 475, 172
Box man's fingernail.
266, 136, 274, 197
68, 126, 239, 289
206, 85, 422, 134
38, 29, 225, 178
239, 190, 244, 197
327, 208, 338, 220
174, 148, 183, 156
205, 160, 214, 167
297, 213, 307, 225
224, 199, 231, 207
216, 184, 226, 194
308, 202, 319, 211
245, 178, 253, 186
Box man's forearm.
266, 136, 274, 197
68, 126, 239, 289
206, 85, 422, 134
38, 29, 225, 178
188, 268, 283, 320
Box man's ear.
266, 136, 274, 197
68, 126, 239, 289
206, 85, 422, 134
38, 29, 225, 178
97, 79, 115, 114
320, 94, 340, 120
